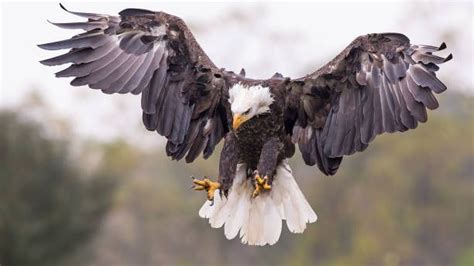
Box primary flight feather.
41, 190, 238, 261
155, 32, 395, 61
39, 4, 452, 246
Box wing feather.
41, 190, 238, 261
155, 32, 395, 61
39, 5, 229, 163
38, 33, 110, 50
122, 46, 157, 93
106, 54, 145, 93
290, 33, 451, 174
48, 20, 108, 31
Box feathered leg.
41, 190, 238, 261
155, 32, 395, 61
192, 133, 239, 200
253, 137, 283, 198
218, 133, 240, 196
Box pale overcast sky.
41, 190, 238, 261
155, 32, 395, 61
1, 1, 472, 143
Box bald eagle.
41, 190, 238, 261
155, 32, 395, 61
39, 5, 452, 246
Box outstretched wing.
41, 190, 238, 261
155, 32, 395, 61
289, 33, 452, 175
39, 4, 230, 163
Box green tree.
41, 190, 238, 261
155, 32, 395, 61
0, 111, 116, 266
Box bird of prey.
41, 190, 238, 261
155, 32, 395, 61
39, 4, 452, 246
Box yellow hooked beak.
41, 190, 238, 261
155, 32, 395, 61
232, 114, 250, 130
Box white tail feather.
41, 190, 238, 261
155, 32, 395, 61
198, 160, 317, 246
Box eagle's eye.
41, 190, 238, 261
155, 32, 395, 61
242, 108, 251, 115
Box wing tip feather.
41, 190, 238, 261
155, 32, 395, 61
59, 3, 67, 12
37, 43, 55, 51
39, 58, 55, 66
444, 53, 453, 62
438, 42, 447, 51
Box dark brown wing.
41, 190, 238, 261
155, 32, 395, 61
39, 4, 230, 163
289, 33, 452, 175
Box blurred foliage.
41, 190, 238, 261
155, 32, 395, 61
0, 112, 116, 266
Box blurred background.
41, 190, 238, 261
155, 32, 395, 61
1, 1, 473, 266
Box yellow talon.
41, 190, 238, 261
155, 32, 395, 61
192, 177, 221, 201
255, 175, 272, 190
252, 174, 271, 198
262, 182, 272, 190
252, 182, 262, 198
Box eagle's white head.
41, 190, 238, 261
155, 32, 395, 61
228, 83, 274, 130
